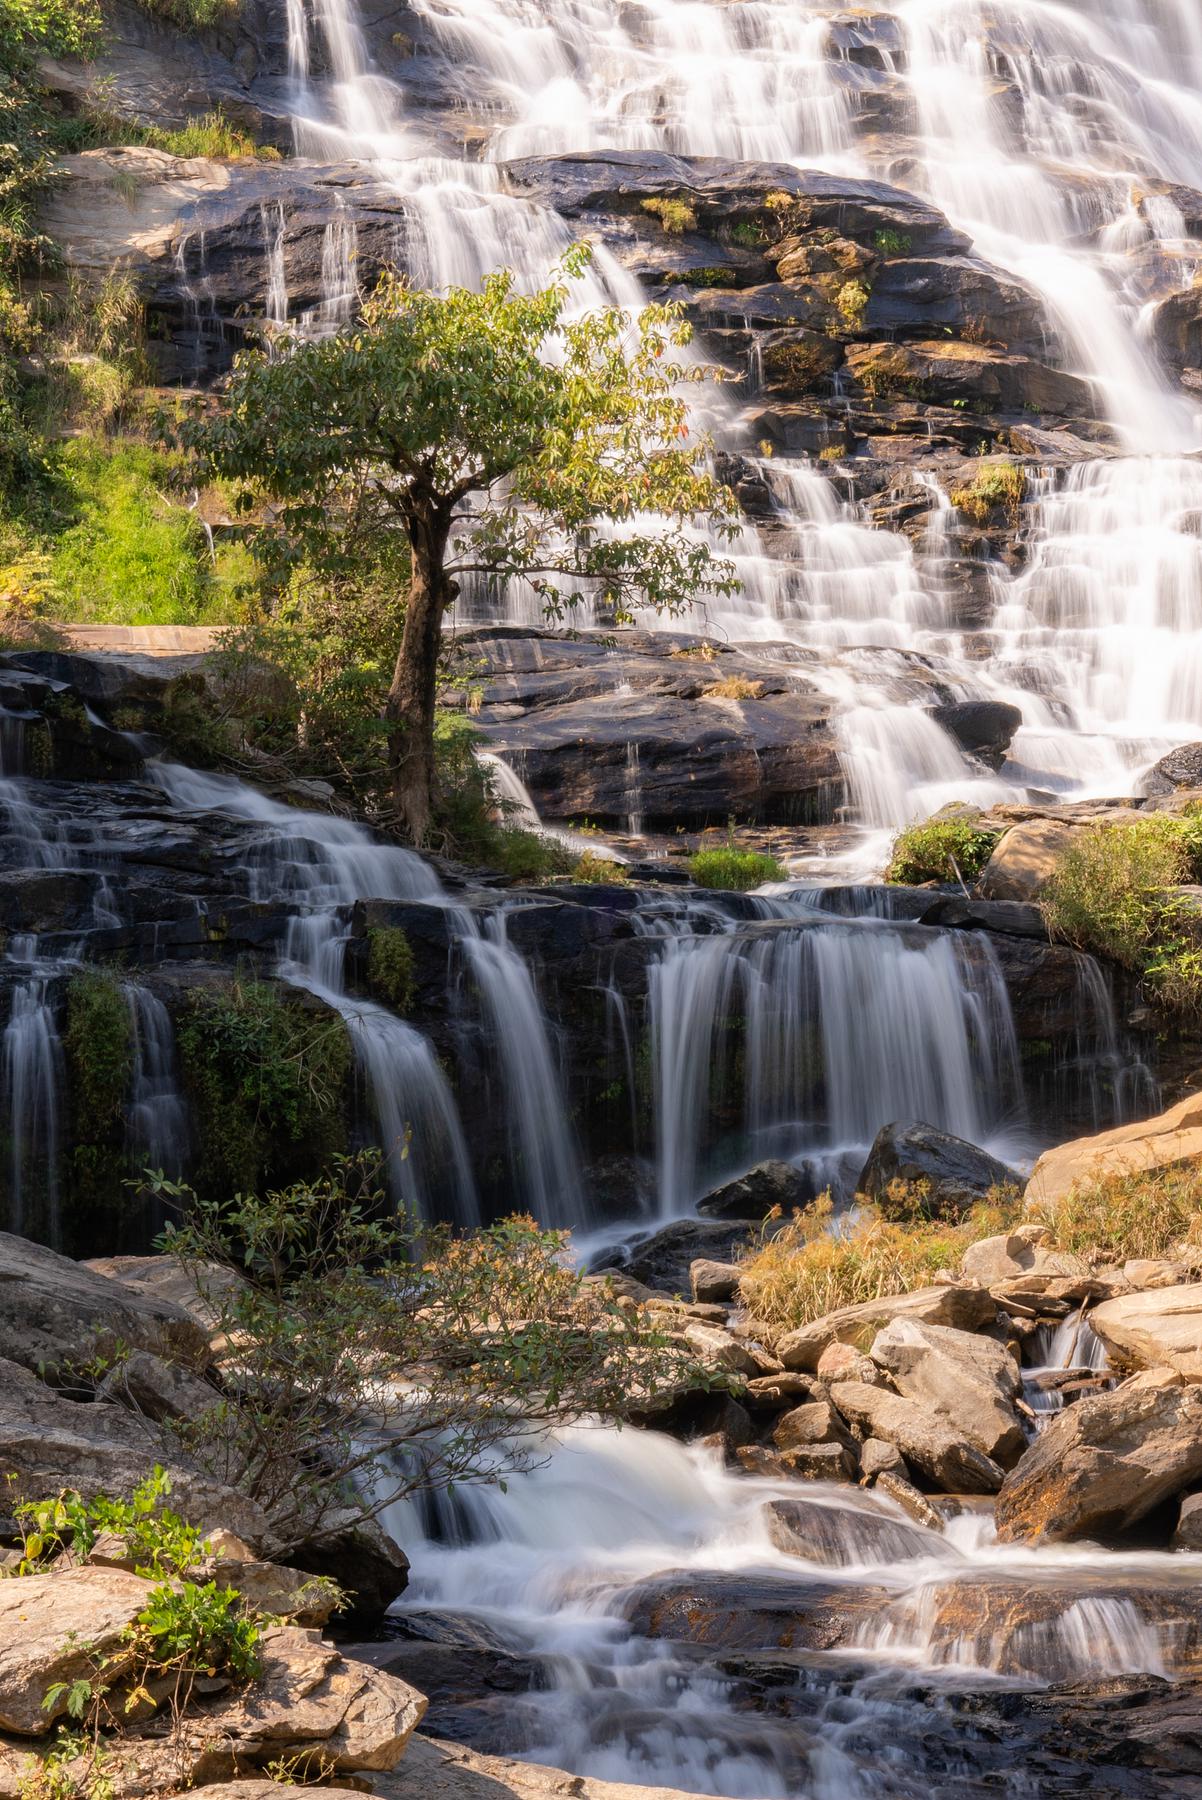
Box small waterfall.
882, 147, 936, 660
299, 201, 361, 336
262, 200, 289, 332
124, 985, 189, 1178
3, 938, 64, 1244
460, 910, 585, 1229
648, 907, 1026, 1214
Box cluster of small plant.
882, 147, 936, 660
885, 816, 997, 885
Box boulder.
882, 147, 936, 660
771, 1401, 853, 1454
829, 1381, 1007, 1492
679, 1323, 762, 1377
1025, 1093, 1202, 1206
696, 1159, 810, 1220
283, 1511, 411, 1630
928, 700, 1023, 768
1144, 741, 1202, 796
777, 1440, 858, 1480
96, 1348, 220, 1423
0, 1567, 154, 1733
816, 1342, 881, 1385
869, 1317, 1025, 1464
858, 1122, 1022, 1218
689, 1260, 740, 1304
618, 1219, 762, 1295
84, 1254, 245, 1344
0, 1357, 271, 1547
860, 1437, 908, 1480
382, 1733, 772, 1800
0, 1233, 211, 1378
978, 819, 1080, 901
1089, 1286, 1202, 1382
742, 1372, 822, 1412
776, 1284, 996, 1371
762, 1495, 940, 1566
959, 1225, 1095, 1301
1174, 1490, 1202, 1550
995, 1369, 1202, 1543
619, 1568, 889, 1653
872, 1471, 945, 1532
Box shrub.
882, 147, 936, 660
572, 851, 629, 884
689, 847, 787, 890
1042, 813, 1202, 1010
738, 1188, 1022, 1335
142, 111, 277, 160
701, 676, 765, 699
640, 197, 697, 234
950, 460, 1026, 526
886, 816, 997, 885
488, 827, 575, 882
873, 229, 911, 255
365, 925, 414, 1011
1029, 1163, 1202, 1266
177, 981, 350, 1194
132, 0, 241, 26
144, 1160, 708, 1548
836, 280, 869, 327
8, 1468, 207, 1581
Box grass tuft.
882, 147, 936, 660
689, 847, 787, 890
886, 816, 996, 885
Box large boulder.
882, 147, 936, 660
1025, 1093, 1202, 1206
0, 1568, 154, 1733
858, 1122, 1022, 1218
995, 1369, 1202, 1543
868, 1317, 1026, 1465
616, 1219, 762, 1296
696, 1159, 809, 1220
829, 1380, 1006, 1493
1144, 741, 1202, 796
0, 1233, 211, 1378
1089, 1286, 1202, 1382
775, 1284, 996, 1371
977, 819, 1079, 901
928, 701, 1022, 768
843, 339, 1094, 416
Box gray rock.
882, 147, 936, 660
857, 1122, 1022, 1218
762, 1494, 941, 1566
777, 1284, 996, 1371
868, 1316, 1026, 1466
830, 1381, 1007, 1493
696, 1159, 810, 1220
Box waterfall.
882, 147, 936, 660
648, 908, 1026, 1214
2, 940, 64, 1245
124, 985, 189, 1178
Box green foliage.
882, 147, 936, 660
129, 1579, 261, 1685
835, 279, 870, 327
131, 0, 240, 26
176, 981, 350, 1195
147, 1158, 708, 1546
488, 828, 575, 881
140, 111, 276, 159
365, 925, 415, 1011
688, 847, 787, 890
8, 1467, 208, 1580
63, 971, 132, 1128
1029, 1163, 1202, 1265
886, 816, 997, 885
950, 459, 1026, 526
873, 229, 911, 255
1041, 812, 1202, 1012
728, 220, 766, 248
571, 850, 629, 884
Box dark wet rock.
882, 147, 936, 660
1152, 285, 1202, 377
928, 699, 1023, 767
608, 1219, 762, 1296
845, 338, 1095, 416
696, 1159, 810, 1220
619, 1569, 889, 1652
917, 894, 1048, 938
858, 1122, 1023, 1217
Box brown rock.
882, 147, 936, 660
977, 819, 1080, 901
872, 1470, 945, 1532
1089, 1285, 1202, 1382
776, 1284, 995, 1371
772, 1401, 848, 1452
689, 1260, 740, 1304
778, 1440, 858, 1480
1174, 1490, 1202, 1550
762, 1494, 939, 1566
830, 1381, 1006, 1493
859, 1437, 907, 1480
0, 1567, 154, 1734
996, 1368, 1202, 1543
743, 1372, 822, 1412
868, 1317, 1026, 1464
1025, 1092, 1202, 1207
816, 1342, 880, 1384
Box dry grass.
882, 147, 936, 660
738, 1185, 1023, 1335
1029, 1164, 1202, 1266
701, 676, 765, 700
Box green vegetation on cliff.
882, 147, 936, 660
886, 815, 996, 885
1042, 811, 1202, 1013
689, 847, 787, 890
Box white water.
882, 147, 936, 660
383, 1419, 1202, 1795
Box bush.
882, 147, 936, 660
886, 816, 997, 885
738, 1187, 1022, 1336
689, 847, 787, 890
177, 981, 350, 1195
145, 1160, 708, 1548
63, 971, 132, 1127
701, 676, 764, 700
9, 1467, 207, 1581
1029, 1164, 1202, 1266
132, 0, 241, 26
1042, 813, 1202, 1010
141, 111, 275, 160
572, 850, 629, 884
640, 197, 697, 234
950, 460, 1026, 526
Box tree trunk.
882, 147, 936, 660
386, 500, 455, 843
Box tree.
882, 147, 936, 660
144, 1158, 709, 1555
191, 253, 740, 841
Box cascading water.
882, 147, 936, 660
124, 984, 188, 1177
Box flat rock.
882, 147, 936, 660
377, 1734, 717, 1800
1026, 1093, 1202, 1206
1090, 1285, 1202, 1382
776, 1284, 996, 1371
996, 1369, 1202, 1543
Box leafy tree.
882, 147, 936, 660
191, 254, 740, 840
144, 1156, 708, 1553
